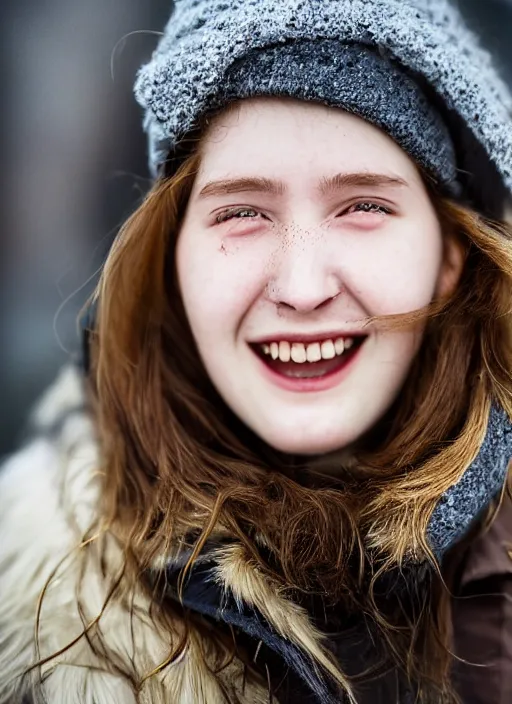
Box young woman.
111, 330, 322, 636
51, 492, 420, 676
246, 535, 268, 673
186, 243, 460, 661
1, 1, 511, 702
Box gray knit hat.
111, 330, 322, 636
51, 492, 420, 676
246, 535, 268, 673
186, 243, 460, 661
135, 0, 512, 218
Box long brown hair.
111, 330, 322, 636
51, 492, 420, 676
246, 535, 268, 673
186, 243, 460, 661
84, 128, 512, 701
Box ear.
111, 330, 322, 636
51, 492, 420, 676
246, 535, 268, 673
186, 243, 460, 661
435, 234, 465, 299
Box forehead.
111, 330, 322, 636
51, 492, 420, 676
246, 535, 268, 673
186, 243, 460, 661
197, 97, 423, 187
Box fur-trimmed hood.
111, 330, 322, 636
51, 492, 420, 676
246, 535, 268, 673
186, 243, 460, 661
0, 365, 511, 703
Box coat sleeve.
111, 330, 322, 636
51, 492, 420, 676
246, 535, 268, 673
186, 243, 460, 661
450, 492, 512, 704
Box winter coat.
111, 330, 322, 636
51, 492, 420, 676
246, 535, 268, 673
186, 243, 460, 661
0, 364, 511, 704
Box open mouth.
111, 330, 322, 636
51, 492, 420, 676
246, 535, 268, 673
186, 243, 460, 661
251, 335, 367, 380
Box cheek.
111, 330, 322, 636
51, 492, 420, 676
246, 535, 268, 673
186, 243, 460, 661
340, 228, 444, 315
176, 231, 271, 339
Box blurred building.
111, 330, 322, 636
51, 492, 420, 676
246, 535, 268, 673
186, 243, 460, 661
0, 0, 511, 456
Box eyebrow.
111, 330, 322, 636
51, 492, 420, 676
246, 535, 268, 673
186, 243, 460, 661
197, 172, 408, 199
318, 172, 408, 196
198, 177, 286, 198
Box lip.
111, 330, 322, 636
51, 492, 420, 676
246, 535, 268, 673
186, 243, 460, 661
251, 338, 365, 393
249, 330, 368, 345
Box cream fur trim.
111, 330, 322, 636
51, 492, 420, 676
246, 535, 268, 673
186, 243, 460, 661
213, 543, 353, 702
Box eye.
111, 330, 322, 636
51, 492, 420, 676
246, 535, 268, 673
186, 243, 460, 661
342, 202, 392, 216
215, 207, 262, 224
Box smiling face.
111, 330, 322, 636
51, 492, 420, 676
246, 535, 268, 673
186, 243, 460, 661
176, 98, 463, 455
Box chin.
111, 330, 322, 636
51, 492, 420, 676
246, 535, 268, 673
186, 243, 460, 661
260, 427, 357, 457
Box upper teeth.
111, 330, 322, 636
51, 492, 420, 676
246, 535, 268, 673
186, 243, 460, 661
261, 338, 354, 363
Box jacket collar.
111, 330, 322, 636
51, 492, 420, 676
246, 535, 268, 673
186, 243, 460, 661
162, 547, 341, 704
159, 537, 426, 703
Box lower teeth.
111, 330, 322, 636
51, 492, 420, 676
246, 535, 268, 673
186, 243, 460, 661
282, 368, 331, 379
281, 365, 342, 379
274, 351, 350, 378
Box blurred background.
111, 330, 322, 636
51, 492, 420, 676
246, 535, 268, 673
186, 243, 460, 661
1, 0, 511, 456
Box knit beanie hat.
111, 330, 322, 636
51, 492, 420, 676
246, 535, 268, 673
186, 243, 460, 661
135, 0, 512, 219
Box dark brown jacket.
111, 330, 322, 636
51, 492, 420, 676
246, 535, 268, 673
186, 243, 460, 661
452, 492, 512, 703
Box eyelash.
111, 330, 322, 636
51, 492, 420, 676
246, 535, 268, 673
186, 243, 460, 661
215, 207, 263, 224
214, 202, 392, 224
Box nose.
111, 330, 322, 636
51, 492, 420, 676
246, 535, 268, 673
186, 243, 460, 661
266, 227, 343, 312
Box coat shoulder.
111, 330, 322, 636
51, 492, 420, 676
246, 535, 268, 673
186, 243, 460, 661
459, 489, 512, 585
0, 365, 105, 702
451, 490, 512, 703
